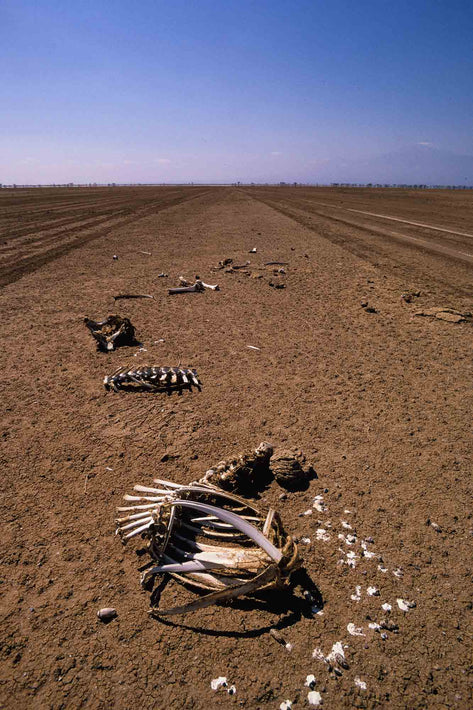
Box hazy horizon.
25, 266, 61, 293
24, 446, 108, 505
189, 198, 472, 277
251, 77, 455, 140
2, 1, 473, 185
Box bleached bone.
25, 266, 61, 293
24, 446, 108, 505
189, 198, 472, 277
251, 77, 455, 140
103, 365, 200, 392
178, 277, 219, 291
168, 281, 205, 294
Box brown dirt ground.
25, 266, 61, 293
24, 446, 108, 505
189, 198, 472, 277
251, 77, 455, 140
0, 186, 472, 709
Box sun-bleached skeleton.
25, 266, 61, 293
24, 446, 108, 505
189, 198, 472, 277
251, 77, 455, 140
116, 479, 301, 615
104, 365, 200, 391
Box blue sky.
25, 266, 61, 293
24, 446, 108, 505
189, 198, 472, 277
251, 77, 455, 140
1, 0, 473, 183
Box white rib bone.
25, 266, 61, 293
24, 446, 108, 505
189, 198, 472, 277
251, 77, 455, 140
170, 500, 282, 563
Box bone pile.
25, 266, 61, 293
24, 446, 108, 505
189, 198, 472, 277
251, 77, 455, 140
116, 470, 302, 615
103, 365, 200, 391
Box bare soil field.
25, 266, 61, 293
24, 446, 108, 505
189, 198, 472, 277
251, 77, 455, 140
0, 186, 472, 709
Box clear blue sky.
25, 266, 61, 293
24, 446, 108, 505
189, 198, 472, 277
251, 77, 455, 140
1, 0, 473, 183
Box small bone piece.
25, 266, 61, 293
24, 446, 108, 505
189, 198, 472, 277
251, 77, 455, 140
347, 623, 365, 636
200, 281, 220, 290
354, 677, 367, 691
305, 675, 316, 689
367, 586, 380, 596
280, 702, 293, 710
168, 281, 205, 294
97, 607, 117, 622
351, 585, 362, 601
307, 690, 322, 706
210, 677, 227, 691
397, 598, 416, 611
249, 247, 257, 253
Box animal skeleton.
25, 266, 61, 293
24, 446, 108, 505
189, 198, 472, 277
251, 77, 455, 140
104, 365, 200, 391
84, 315, 136, 352
116, 478, 301, 615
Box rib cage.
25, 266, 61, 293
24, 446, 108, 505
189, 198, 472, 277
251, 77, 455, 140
116, 479, 301, 615
104, 365, 200, 391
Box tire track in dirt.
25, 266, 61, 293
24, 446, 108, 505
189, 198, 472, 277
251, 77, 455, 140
243, 191, 473, 297
0, 188, 211, 287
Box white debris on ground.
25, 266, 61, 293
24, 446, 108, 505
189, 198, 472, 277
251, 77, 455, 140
285, 642, 293, 652
397, 598, 416, 611
378, 563, 388, 572
347, 623, 365, 636
341, 521, 352, 529
313, 495, 327, 512
307, 690, 323, 706
210, 676, 227, 691
354, 677, 367, 691
326, 641, 346, 666
301, 509, 313, 516
369, 622, 381, 631
316, 528, 331, 542
300, 537, 311, 545
367, 586, 380, 596
305, 674, 316, 689
338, 549, 357, 567
344, 509, 353, 514
351, 585, 362, 602
280, 701, 292, 710
382, 603, 392, 612
393, 568, 404, 577
227, 685, 236, 695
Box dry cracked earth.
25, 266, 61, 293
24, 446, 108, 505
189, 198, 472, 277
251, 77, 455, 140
0, 186, 472, 709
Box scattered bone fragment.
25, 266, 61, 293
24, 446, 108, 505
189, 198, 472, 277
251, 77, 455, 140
393, 568, 403, 578
280, 701, 292, 710
247, 345, 261, 350
299, 537, 311, 545
347, 623, 365, 636
104, 365, 200, 392
341, 521, 352, 530
326, 641, 348, 669
200, 281, 220, 290
216, 258, 233, 269
339, 550, 357, 567
382, 603, 392, 612
367, 586, 380, 596
378, 564, 388, 572
313, 495, 326, 512
315, 528, 330, 542
285, 642, 293, 652
249, 247, 257, 253
427, 519, 442, 532
307, 690, 323, 706
97, 607, 117, 622
112, 254, 118, 260
344, 509, 353, 514
201, 441, 273, 493
351, 585, 362, 602
271, 449, 315, 489
157, 272, 168, 277
140, 250, 151, 255
305, 675, 316, 689
300, 509, 313, 516
354, 677, 367, 691
84, 315, 136, 352
113, 293, 154, 300
168, 280, 205, 294
369, 622, 381, 631
397, 598, 416, 611
227, 685, 236, 695
211, 677, 228, 691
